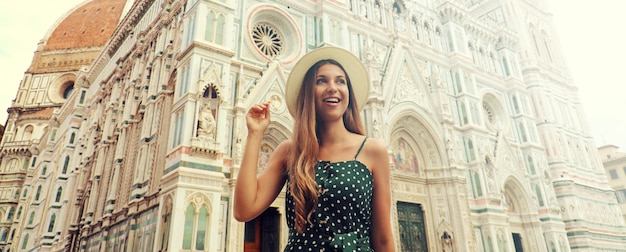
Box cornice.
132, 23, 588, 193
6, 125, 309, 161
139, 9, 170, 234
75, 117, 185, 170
437, 0, 468, 24
175, 41, 235, 62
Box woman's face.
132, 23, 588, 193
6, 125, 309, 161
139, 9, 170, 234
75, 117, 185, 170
313, 63, 350, 121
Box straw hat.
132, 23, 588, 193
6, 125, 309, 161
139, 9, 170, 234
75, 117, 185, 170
285, 46, 370, 117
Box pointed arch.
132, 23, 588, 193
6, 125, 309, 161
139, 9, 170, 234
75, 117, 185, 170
22, 125, 34, 141
387, 111, 445, 170
198, 63, 223, 99
55, 186, 63, 202
62, 156, 70, 174
16, 207, 22, 220
21, 233, 29, 249
502, 177, 534, 214
28, 211, 35, 225
0, 229, 7, 241
384, 50, 432, 112
35, 185, 42, 201
159, 194, 174, 251
182, 192, 213, 250
48, 213, 56, 232
6, 207, 14, 221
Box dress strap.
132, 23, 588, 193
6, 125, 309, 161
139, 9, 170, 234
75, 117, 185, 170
353, 136, 368, 159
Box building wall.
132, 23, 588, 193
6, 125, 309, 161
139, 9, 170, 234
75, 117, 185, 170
1, 0, 625, 251
599, 145, 626, 223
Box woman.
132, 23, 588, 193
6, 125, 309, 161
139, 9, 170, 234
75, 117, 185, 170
234, 47, 395, 251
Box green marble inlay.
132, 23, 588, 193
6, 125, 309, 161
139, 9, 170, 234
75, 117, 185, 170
164, 160, 222, 174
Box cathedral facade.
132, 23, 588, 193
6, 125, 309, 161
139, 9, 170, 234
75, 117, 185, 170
0, 0, 625, 251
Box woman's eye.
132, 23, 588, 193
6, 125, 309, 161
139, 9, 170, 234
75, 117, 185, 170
338, 79, 346, 84
316, 79, 326, 84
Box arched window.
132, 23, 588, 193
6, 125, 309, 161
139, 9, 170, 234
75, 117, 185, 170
466, 139, 476, 161
182, 205, 195, 249
21, 233, 28, 249
535, 185, 545, 207
215, 15, 225, 44
62, 156, 70, 174
182, 203, 211, 250
16, 207, 22, 219
541, 31, 553, 62
527, 156, 536, 174
48, 214, 56, 232
6, 158, 18, 172
460, 102, 469, 125
454, 72, 463, 94
55, 187, 63, 202
28, 211, 35, 224
63, 81, 74, 99
7, 207, 14, 221
22, 188, 28, 198
160, 200, 173, 251
69, 132, 76, 144
35, 185, 42, 201
205, 12, 225, 44
204, 12, 214, 41
512, 95, 520, 114
501, 56, 510, 77
0, 229, 7, 241
23, 125, 34, 141
518, 122, 527, 142
196, 206, 209, 249
42, 165, 47, 175
473, 171, 483, 197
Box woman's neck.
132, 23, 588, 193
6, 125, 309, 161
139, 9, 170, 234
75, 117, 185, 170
317, 119, 351, 146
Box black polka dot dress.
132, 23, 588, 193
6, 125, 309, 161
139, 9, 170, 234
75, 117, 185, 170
285, 137, 374, 251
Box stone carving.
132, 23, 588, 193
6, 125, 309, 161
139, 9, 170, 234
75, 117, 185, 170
198, 103, 216, 139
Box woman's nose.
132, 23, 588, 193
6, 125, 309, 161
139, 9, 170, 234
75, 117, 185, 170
326, 81, 339, 93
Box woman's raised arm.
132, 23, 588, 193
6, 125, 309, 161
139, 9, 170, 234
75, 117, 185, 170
233, 102, 289, 221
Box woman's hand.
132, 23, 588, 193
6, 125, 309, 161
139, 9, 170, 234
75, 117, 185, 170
246, 101, 271, 135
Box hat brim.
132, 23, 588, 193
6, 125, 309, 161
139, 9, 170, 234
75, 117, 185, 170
285, 46, 370, 117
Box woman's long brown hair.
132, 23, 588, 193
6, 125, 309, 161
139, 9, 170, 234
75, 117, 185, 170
289, 59, 365, 233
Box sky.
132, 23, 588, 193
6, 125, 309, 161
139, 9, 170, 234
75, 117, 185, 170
0, 0, 624, 150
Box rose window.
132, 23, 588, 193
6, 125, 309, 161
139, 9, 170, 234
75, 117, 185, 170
482, 101, 495, 124
252, 23, 283, 58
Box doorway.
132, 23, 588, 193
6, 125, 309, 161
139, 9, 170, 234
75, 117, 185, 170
244, 208, 280, 252
512, 233, 523, 252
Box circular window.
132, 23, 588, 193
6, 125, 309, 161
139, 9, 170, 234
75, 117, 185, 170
482, 102, 495, 124
246, 6, 301, 62
62, 81, 75, 99
481, 93, 509, 131
48, 74, 77, 103
252, 23, 283, 58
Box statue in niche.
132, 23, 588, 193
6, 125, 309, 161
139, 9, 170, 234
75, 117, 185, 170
232, 132, 244, 164
198, 103, 216, 139
373, 4, 382, 24
372, 119, 382, 138
432, 64, 444, 88
393, 12, 405, 33
359, 0, 368, 18
442, 231, 454, 252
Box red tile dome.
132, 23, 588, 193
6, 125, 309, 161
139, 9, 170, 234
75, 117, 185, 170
44, 0, 128, 51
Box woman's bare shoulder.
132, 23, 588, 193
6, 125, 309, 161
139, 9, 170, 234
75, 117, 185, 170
360, 137, 390, 170
275, 139, 293, 152
272, 140, 293, 161
364, 137, 388, 154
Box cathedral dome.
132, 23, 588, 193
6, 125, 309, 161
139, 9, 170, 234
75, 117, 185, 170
44, 0, 129, 51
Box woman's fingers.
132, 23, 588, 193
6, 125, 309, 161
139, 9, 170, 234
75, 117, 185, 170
249, 102, 271, 119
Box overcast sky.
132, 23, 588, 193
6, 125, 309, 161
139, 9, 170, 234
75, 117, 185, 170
0, 0, 624, 150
